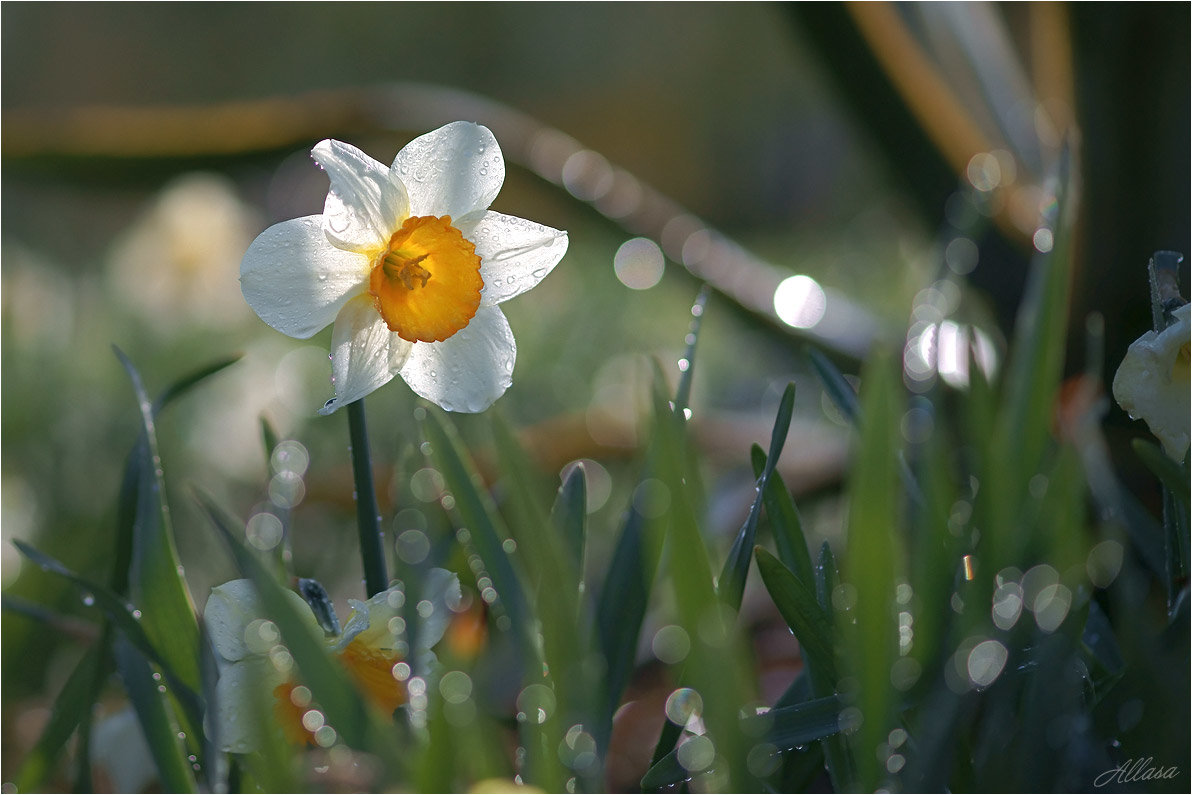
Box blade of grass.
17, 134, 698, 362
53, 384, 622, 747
114, 347, 201, 692
420, 409, 534, 658
841, 351, 904, 791
13, 540, 202, 718
595, 500, 662, 736
551, 462, 588, 575
719, 383, 796, 609
754, 548, 837, 683
674, 286, 710, 414
640, 695, 843, 789
648, 366, 753, 789
112, 637, 197, 793
808, 347, 859, 426
12, 643, 106, 792
489, 414, 589, 790
750, 444, 815, 587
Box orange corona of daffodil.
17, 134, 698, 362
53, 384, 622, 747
239, 121, 568, 414
204, 571, 460, 753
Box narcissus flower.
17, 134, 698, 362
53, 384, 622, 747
204, 571, 460, 752
241, 121, 567, 414
1112, 303, 1190, 460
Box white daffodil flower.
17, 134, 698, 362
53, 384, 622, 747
203, 571, 460, 752
240, 121, 568, 414
1112, 303, 1190, 460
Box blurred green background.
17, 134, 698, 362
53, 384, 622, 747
2, 2, 1188, 788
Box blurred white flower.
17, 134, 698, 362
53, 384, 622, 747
1112, 303, 1190, 460
108, 173, 259, 334
240, 121, 567, 414
90, 706, 157, 793
203, 571, 459, 752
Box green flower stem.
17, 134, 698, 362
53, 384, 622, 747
347, 398, 388, 597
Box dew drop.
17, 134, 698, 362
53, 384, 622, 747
81, 593, 96, 607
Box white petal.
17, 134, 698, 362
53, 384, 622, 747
1112, 303, 1191, 459
399, 305, 516, 413
319, 294, 414, 414
241, 216, 369, 339
204, 579, 263, 662
463, 211, 568, 307
312, 139, 409, 252
213, 657, 279, 753
391, 122, 503, 223
203, 579, 323, 662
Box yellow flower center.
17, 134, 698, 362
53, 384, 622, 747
339, 637, 407, 715
270, 639, 408, 746
369, 215, 483, 343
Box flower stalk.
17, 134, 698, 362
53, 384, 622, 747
347, 398, 388, 597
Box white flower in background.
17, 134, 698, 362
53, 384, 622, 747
109, 173, 258, 334
240, 121, 568, 414
203, 571, 459, 752
90, 706, 157, 793
1112, 303, 1190, 460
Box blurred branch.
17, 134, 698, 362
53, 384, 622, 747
2, 82, 882, 359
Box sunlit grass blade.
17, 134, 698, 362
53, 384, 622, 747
13, 540, 203, 720
112, 637, 198, 793
114, 347, 201, 693
648, 366, 754, 788
12, 643, 105, 792
419, 409, 534, 658
754, 547, 836, 683
841, 351, 904, 791
750, 444, 814, 587
808, 346, 859, 426
720, 383, 796, 609
196, 490, 383, 756
674, 286, 710, 414
551, 462, 588, 575
640, 695, 842, 789
489, 414, 591, 789
985, 153, 1075, 575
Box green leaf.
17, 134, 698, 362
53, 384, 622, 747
112, 637, 198, 793
674, 286, 710, 414
196, 490, 383, 755
841, 350, 903, 791
595, 500, 662, 728
808, 347, 859, 426
114, 347, 201, 692
815, 541, 837, 615
12, 643, 106, 792
12, 540, 202, 720
152, 354, 241, 415
719, 383, 796, 609
551, 462, 588, 575
754, 547, 837, 684
640, 696, 842, 789
420, 409, 534, 658
750, 444, 814, 588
